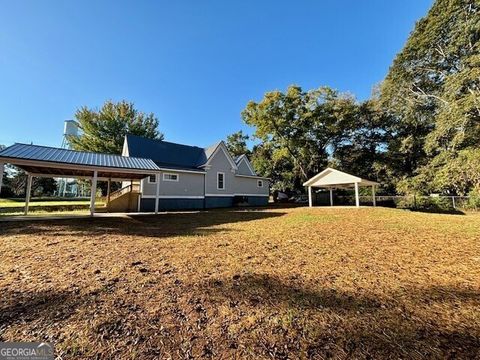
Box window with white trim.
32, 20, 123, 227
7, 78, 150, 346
217, 172, 225, 190
257, 180, 263, 187
148, 175, 156, 183
163, 173, 179, 182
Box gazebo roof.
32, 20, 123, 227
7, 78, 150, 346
303, 168, 379, 188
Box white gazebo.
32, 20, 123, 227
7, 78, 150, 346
303, 168, 379, 208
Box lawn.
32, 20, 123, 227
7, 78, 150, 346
0, 198, 105, 216
0, 207, 479, 359
0, 198, 95, 208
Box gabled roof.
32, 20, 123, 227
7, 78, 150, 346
123, 135, 248, 172
200, 141, 238, 170
303, 167, 379, 187
0, 143, 160, 171
235, 154, 256, 175
125, 134, 209, 171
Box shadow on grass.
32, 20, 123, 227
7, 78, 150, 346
200, 273, 480, 358
204, 273, 383, 311
0, 209, 286, 239
405, 208, 466, 215
0, 289, 85, 331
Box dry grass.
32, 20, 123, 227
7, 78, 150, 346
0, 207, 479, 359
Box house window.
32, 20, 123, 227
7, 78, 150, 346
217, 172, 225, 190
148, 175, 157, 183
257, 180, 263, 188
163, 173, 179, 182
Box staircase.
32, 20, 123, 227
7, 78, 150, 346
106, 183, 140, 213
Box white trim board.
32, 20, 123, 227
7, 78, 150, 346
157, 167, 205, 175
235, 174, 270, 180
205, 193, 269, 197
141, 194, 269, 199
141, 195, 205, 199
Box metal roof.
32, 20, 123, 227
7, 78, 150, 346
0, 143, 161, 171
125, 134, 216, 170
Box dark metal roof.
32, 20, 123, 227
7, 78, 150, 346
125, 134, 218, 170
0, 143, 161, 171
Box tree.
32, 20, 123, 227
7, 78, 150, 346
69, 100, 163, 154
242, 85, 358, 187
380, 0, 480, 194
8, 169, 57, 197
225, 130, 250, 157
330, 98, 392, 187
251, 142, 297, 191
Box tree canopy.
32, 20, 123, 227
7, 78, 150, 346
241, 86, 389, 191
225, 130, 250, 157
242, 0, 479, 196
69, 100, 163, 154
380, 0, 479, 194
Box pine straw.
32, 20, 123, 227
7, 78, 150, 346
0, 207, 479, 359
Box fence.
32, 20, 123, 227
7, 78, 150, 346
314, 193, 473, 211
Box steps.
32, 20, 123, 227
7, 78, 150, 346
106, 184, 140, 213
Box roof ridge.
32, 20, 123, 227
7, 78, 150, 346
126, 134, 204, 150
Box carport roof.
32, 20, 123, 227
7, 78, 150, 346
303, 167, 379, 188
0, 143, 161, 180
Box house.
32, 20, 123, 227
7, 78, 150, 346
122, 135, 269, 211
0, 134, 269, 215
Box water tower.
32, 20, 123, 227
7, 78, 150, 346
58, 120, 81, 197
61, 120, 79, 149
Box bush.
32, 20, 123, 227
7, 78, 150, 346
396, 195, 454, 212
467, 187, 480, 210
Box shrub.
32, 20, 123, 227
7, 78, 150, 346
467, 187, 480, 210
396, 195, 454, 212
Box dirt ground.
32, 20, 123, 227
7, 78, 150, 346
0, 207, 479, 359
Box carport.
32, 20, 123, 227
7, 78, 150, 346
0, 143, 160, 215
303, 168, 379, 208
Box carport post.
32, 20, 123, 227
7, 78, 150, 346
354, 182, 360, 208
24, 173, 33, 215
106, 178, 111, 204
90, 170, 98, 216
0, 162, 4, 195
329, 188, 333, 206
308, 186, 312, 207
372, 185, 376, 207
155, 173, 160, 214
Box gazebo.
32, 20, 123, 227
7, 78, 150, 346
303, 168, 379, 208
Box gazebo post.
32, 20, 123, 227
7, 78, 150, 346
354, 182, 360, 208
308, 186, 313, 207
155, 173, 160, 214
24, 173, 33, 215
329, 188, 333, 206
0, 162, 4, 195
372, 185, 376, 207
90, 170, 98, 216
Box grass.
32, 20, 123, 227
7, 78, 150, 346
0, 198, 104, 208
0, 197, 105, 216
0, 206, 479, 359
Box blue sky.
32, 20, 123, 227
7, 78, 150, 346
0, 0, 433, 148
